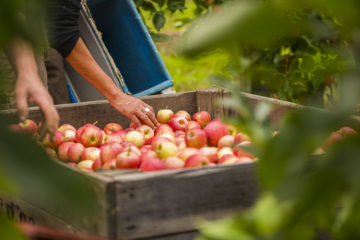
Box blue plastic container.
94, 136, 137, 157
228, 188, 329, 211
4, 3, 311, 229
87, 0, 173, 96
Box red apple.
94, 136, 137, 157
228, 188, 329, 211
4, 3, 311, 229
185, 121, 201, 132
175, 137, 186, 149
18, 119, 38, 134
67, 162, 77, 168
140, 157, 166, 172
200, 147, 218, 163
78, 124, 103, 147
218, 135, 235, 149
120, 141, 136, 148
168, 117, 188, 132
104, 123, 123, 135
193, 111, 211, 128
151, 137, 172, 151
9, 124, 22, 133
92, 159, 102, 170
58, 142, 76, 161
102, 158, 116, 170
105, 133, 123, 144
218, 154, 238, 164
124, 131, 145, 148
174, 130, 185, 138
100, 142, 123, 163
124, 127, 135, 133
130, 121, 137, 129
177, 148, 201, 162
234, 132, 251, 145
43, 131, 65, 149
157, 133, 176, 143
156, 141, 178, 159
136, 125, 155, 141
203, 119, 229, 146
81, 147, 101, 161
185, 128, 207, 149
185, 154, 210, 168
163, 157, 184, 169
68, 143, 85, 162
154, 124, 173, 136
140, 145, 152, 154
122, 145, 141, 157
140, 150, 157, 163
116, 151, 140, 169
113, 130, 126, 139
157, 109, 174, 124
174, 110, 191, 121
233, 144, 255, 159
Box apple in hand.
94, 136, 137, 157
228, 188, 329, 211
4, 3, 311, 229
157, 109, 174, 124
18, 119, 38, 134
185, 128, 207, 148
193, 111, 211, 128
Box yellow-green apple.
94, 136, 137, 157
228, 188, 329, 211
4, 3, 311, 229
68, 143, 85, 162
193, 111, 211, 128
124, 131, 145, 148
157, 109, 174, 124
168, 117, 188, 132
218, 135, 235, 149
140, 150, 157, 163
92, 159, 102, 170
102, 158, 116, 170
185, 121, 201, 132
156, 142, 178, 159
140, 157, 165, 172
77, 160, 94, 172
233, 144, 255, 159
177, 148, 201, 162
185, 154, 210, 168
104, 123, 123, 135
218, 147, 233, 159
136, 125, 154, 141
200, 147, 218, 163
151, 136, 172, 151
43, 131, 65, 149
77, 124, 103, 147
163, 157, 184, 169
116, 150, 141, 169
185, 128, 207, 148
58, 124, 76, 133
227, 124, 237, 136
174, 110, 191, 121
100, 142, 123, 163
18, 119, 38, 134
203, 119, 229, 146
45, 147, 58, 159
58, 142, 76, 161
81, 147, 101, 161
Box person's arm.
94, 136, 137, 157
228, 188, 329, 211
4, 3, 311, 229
66, 38, 157, 128
6, 40, 60, 137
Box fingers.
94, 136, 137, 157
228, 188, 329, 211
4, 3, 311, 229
144, 104, 158, 127
15, 88, 29, 122
32, 94, 59, 138
129, 115, 142, 129
137, 109, 155, 129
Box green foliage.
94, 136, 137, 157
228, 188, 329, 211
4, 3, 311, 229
178, 0, 360, 239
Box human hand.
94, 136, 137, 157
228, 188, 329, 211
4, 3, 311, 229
15, 72, 59, 138
108, 92, 157, 129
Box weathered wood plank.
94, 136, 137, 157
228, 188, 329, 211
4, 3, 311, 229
196, 89, 224, 119
113, 163, 258, 239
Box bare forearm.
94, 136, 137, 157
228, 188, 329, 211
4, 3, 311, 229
66, 37, 123, 101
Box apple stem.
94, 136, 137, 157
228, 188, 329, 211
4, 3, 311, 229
93, 121, 98, 126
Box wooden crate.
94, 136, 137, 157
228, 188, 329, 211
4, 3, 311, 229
0, 89, 305, 239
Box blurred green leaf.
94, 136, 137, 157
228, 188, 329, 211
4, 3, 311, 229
153, 11, 166, 31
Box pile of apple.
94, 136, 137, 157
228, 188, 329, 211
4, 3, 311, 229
9, 109, 256, 172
